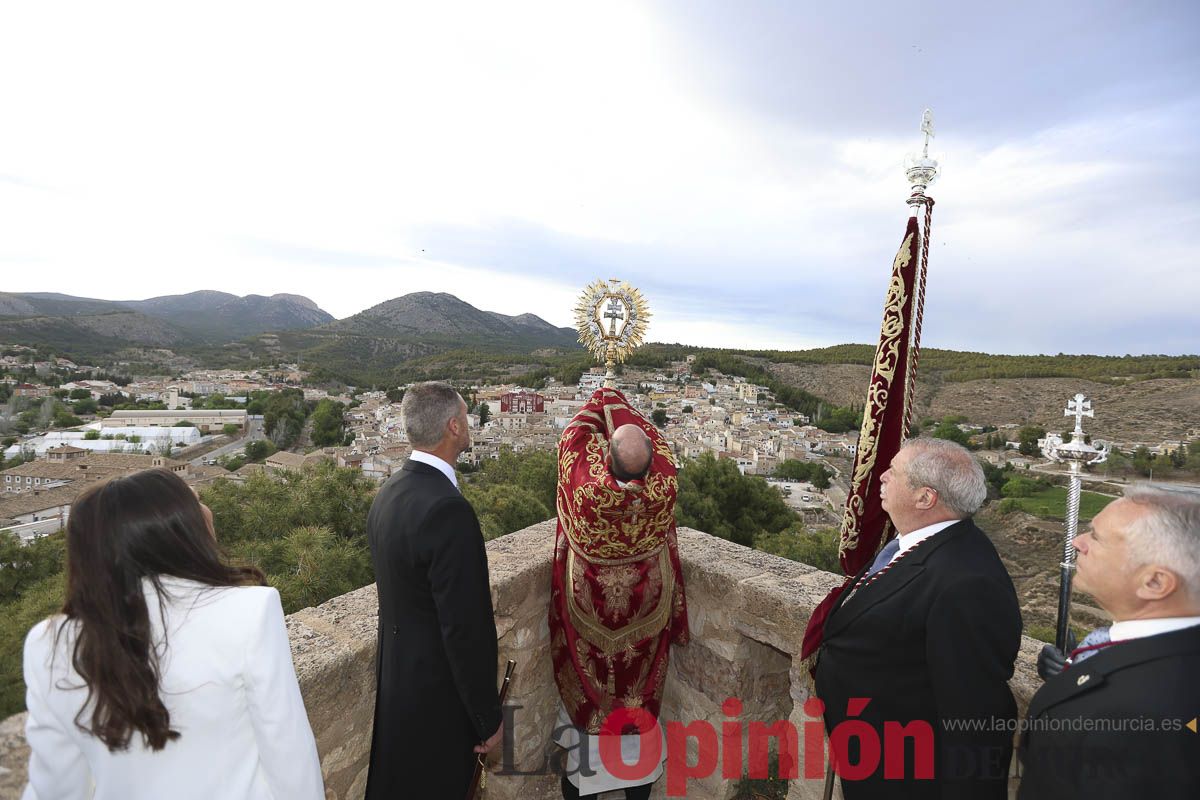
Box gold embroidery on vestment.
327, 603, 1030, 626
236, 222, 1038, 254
565, 547, 675, 655
596, 564, 640, 619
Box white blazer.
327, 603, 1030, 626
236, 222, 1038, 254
22, 577, 325, 800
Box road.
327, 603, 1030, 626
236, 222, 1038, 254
1026, 461, 1109, 481
189, 417, 265, 465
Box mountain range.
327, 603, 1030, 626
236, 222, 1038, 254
0, 290, 579, 370
326, 292, 574, 342
0, 291, 334, 345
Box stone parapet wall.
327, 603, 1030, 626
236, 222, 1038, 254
0, 521, 1043, 800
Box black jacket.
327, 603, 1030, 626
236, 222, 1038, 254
1018, 624, 1200, 799
364, 459, 501, 800
815, 519, 1022, 800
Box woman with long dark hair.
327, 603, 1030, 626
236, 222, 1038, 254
21, 468, 324, 800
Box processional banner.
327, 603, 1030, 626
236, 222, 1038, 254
801, 214, 924, 668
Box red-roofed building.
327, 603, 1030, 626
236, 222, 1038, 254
500, 390, 544, 414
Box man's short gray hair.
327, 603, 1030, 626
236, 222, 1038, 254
902, 438, 988, 518
1122, 484, 1200, 599
401, 382, 463, 448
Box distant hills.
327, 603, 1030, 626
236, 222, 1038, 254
254, 293, 581, 385
0, 290, 334, 347
326, 292, 575, 343
2, 290, 1195, 440
0, 290, 581, 377
123, 291, 333, 341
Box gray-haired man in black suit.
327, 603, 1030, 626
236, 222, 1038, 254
815, 438, 1022, 799
1021, 486, 1200, 799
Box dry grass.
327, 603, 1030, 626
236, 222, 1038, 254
767, 363, 1198, 443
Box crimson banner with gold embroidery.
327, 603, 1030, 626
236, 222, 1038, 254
550, 388, 689, 733
801, 215, 921, 666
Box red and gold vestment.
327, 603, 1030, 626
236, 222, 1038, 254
550, 388, 689, 734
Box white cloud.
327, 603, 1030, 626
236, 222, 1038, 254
0, 2, 1195, 355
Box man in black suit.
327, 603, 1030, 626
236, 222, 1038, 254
815, 438, 1022, 799
1020, 486, 1200, 799
365, 381, 502, 799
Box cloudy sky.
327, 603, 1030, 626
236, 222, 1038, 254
1, 1, 1197, 355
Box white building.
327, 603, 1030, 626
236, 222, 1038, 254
3, 427, 203, 458
102, 409, 246, 433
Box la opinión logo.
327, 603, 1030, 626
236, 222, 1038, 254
498, 696, 934, 796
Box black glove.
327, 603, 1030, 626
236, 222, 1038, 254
1037, 629, 1077, 681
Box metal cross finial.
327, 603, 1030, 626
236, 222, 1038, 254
920, 109, 935, 158
604, 299, 625, 336
1064, 393, 1094, 437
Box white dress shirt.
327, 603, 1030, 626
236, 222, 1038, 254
1109, 615, 1200, 643
893, 518, 961, 561
22, 577, 324, 800
409, 449, 459, 489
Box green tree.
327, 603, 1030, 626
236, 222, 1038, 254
243, 439, 277, 463
467, 449, 557, 514
222, 455, 247, 471
753, 526, 840, 572
1001, 477, 1042, 498
199, 394, 241, 410
52, 409, 83, 428
811, 469, 831, 490
979, 460, 1010, 498
477, 402, 491, 426
222, 423, 240, 436
815, 405, 861, 434
462, 484, 552, 541
1017, 426, 1046, 457
242, 525, 374, 614
676, 453, 796, 547
930, 420, 971, 447
1131, 446, 1153, 477
310, 399, 346, 447
201, 461, 376, 546
1187, 441, 1200, 471
773, 459, 832, 489
651, 409, 668, 427
68, 389, 90, 400
0, 572, 65, 717
253, 389, 310, 450
0, 531, 66, 605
